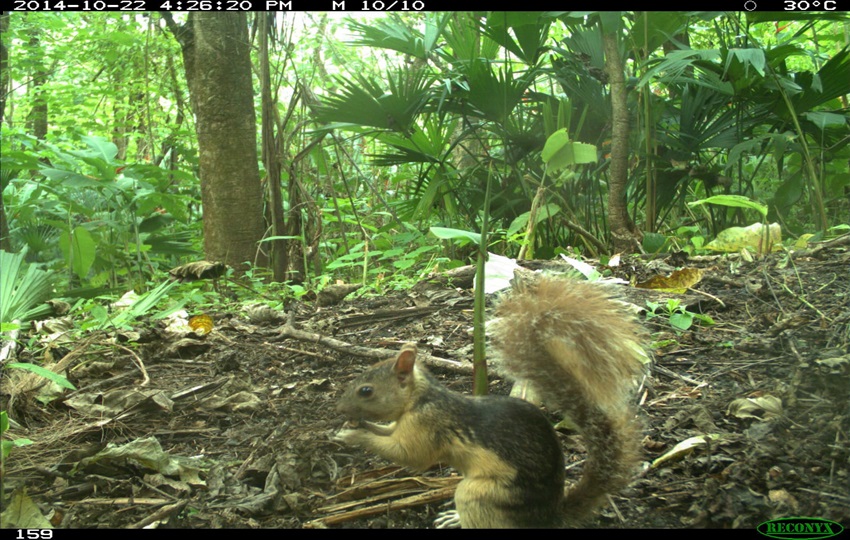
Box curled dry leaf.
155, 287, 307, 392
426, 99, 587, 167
727, 396, 783, 419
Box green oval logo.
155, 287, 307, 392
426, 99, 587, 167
757, 517, 844, 540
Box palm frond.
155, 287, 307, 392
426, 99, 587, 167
314, 68, 433, 133
346, 13, 449, 59
792, 46, 850, 113
0, 250, 54, 325
480, 12, 551, 66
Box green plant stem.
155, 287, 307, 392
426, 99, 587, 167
472, 172, 492, 396
767, 65, 828, 231
518, 179, 544, 261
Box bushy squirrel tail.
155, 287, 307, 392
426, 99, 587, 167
491, 275, 646, 525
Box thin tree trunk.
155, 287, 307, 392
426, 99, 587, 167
0, 13, 11, 252
603, 30, 640, 253
28, 33, 48, 140
258, 13, 286, 281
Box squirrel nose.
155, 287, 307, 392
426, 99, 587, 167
336, 400, 350, 416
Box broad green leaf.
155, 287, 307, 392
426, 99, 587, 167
40, 168, 103, 189
542, 129, 598, 171
59, 226, 97, 280
429, 227, 481, 246
506, 204, 562, 237
81, 135, 119, 163
542, 129, 570, 162
670, 312, 694, 332
688, 195, 768, 218
804, 111, 846, 129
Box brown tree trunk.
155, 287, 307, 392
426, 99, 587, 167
164, 13, 266, 272
258, 12, 286, 282
603, 30, 640, 253
27, 33, 48, 141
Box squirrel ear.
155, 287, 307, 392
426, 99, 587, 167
393, 345, 417, 381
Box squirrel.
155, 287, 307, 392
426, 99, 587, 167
334, 275, 646, 528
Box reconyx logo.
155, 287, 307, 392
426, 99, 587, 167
757, 518, 844, 540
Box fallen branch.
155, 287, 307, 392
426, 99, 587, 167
276, 313, 469, 373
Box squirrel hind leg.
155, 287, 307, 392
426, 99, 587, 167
453, 478, 562, 528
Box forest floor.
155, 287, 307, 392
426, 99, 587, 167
2, 240, 849, 530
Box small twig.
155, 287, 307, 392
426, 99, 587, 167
651, 364, 704, 386
277, 346, 323, 358
796, 487, 850, 503
113, 343, 150, 386
127, 500, 188, 529
686, 287, 726, 309
779, 281, 829, 322
72, 497, 171, 505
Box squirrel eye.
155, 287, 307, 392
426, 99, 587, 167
357, 386, 373, 398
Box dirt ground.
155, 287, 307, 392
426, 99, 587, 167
2, 241, 849, 530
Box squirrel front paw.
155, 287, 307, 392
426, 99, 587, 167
434, 510, 461, 529
333, 426, 363, 445
335, 419, 397, 442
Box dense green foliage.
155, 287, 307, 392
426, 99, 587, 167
1, 11, 848, 304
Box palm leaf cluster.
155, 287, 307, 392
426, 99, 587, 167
315, 11, 849, 250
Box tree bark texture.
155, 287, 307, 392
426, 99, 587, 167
168, 13, 266, 271
603, 31, 640, 253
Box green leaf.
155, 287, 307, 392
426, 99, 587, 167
688, 195, 768, 218
669, 312, 694, 332
429, 227, 481, 246
314, 68, 433, 133
40, 168, 104, 189
596, 11, 623, 35
542, 129, 598, 171
792, 46, 850, 113
693, 313, 715, 326
725, 48, 766, 78
346, 14, 448, 59
641, 232, 668, 254
81, 135, 119, 163
803, 111, 846, 129
128, 280, 179, 320
7, 362, 77, 390
628, 12, 688, 55
59, 226, 97, 280
393, 259, 416, 270
481, 12, 550, 65
506, 204, 562, 237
